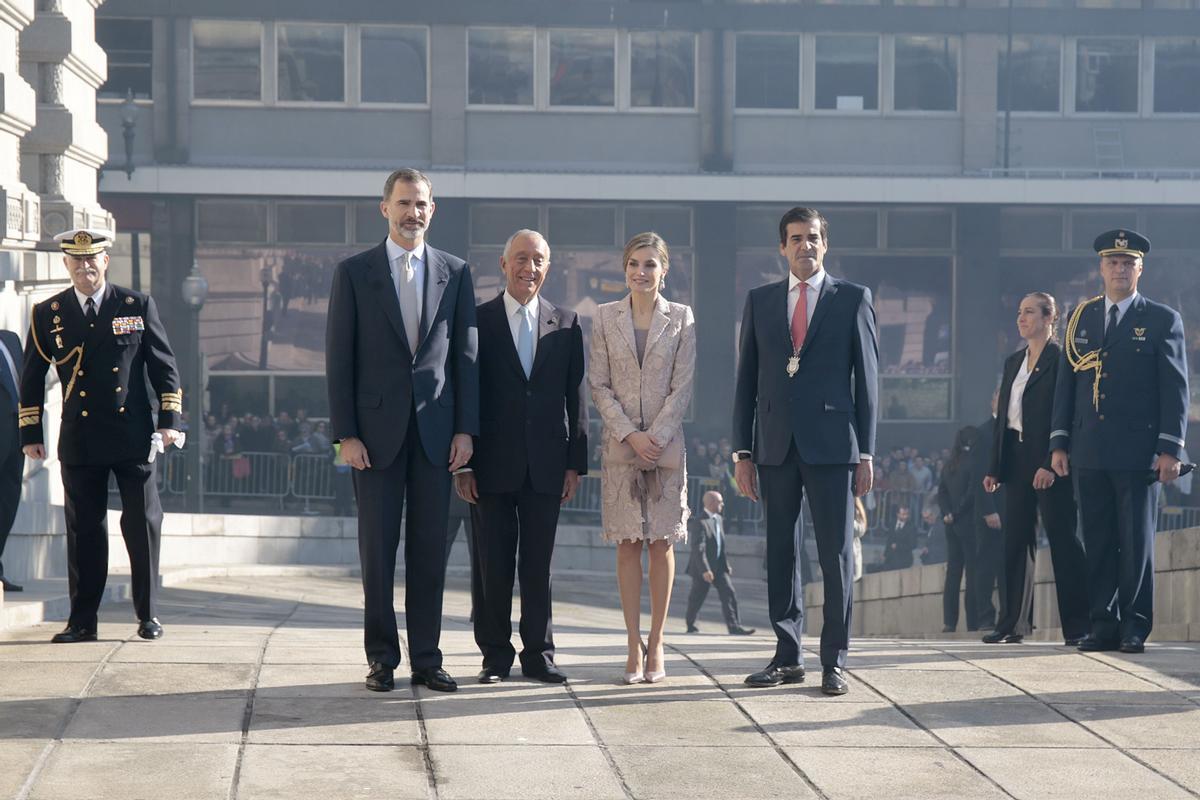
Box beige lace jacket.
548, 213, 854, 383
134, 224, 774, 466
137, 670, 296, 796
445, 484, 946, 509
589, 295, 696, 543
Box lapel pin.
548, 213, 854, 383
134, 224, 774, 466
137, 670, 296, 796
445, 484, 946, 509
50, 301, 60, 311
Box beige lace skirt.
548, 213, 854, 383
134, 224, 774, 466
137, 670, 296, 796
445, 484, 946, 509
599, 458, 689, 545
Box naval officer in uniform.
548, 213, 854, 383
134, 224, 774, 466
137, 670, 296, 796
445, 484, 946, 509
1050, 229, 1189, 654
19, 229, 183, 643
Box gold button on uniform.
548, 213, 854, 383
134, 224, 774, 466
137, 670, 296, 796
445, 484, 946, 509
78, 370, 85, 376
118, 407, 125, 413
81, 410, 89, 417
115, 387, 122, 393
112, 367, 119, 373
79, 391, 87, 397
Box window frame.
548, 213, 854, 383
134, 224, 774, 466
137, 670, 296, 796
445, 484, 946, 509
808, 32, 883, 116
1068, 35, 1144, 117
96, 16, 155, 103
465, 26, 539, 111
274, 21, 349, 107
733, 31, 803, 115
545, 28, 620, 112
889, 34, 962, 116
625, 30, 700, 114
190, 18, 267, 106
357, 24, 431, 109
996, 34, 1065, 117
1149, 37, 1200, 117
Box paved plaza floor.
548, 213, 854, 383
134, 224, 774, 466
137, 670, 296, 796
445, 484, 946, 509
3, 571, 1200, 800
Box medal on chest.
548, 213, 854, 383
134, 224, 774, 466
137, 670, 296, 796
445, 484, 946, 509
786, 355, 800, 377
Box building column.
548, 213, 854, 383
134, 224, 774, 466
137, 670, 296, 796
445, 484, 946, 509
693, 201, 737, 438
955, 204, 1005, 422
429, 24, 466, 169
962, 33, 1000, 172
19, 0, 113, 242
0, 0, 41, 275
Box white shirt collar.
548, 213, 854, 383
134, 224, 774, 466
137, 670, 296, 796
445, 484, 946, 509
503, 290, 539, 320
1104, 291, 1138, 318
74, 283, 107, 311
385, 237, 426, 267
788, 268, 826, 294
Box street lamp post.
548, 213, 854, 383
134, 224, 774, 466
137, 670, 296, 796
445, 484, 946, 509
259, 264, 272, 370
181, 262, 209, 512
120, 88, 138, 179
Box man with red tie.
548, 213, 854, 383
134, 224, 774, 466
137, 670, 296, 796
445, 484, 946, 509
732, 207, 879, 695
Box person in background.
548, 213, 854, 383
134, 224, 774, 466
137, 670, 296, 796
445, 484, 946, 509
880, 505, 916, 571
684, 491, 755, 636
938, 426, 980, 632
0, 329, 24, 593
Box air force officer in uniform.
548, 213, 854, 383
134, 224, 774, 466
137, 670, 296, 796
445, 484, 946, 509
1050, 229, 1188, 654
20, 229, 182, 643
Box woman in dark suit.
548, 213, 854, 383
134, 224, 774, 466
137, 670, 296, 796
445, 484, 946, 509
982, 292, 1089, 645
937, 426, 978, 633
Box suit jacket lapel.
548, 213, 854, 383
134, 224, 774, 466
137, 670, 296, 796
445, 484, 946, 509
529, 296, 559, 380
644, 295, 672, 359
614, 296, 639, 364
1025, 341, 1056, 391
366, 240, 413, 358
420, 247, 450, 347
485, 295, 526, 380
799, 275, 838, 361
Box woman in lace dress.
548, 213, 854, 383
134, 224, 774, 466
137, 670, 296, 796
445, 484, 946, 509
590, 232, 696, 683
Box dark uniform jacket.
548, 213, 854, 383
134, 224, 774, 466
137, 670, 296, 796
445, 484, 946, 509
1050, 294, 1188, 470
19, 284, 181, 466
467, 293, 587, 495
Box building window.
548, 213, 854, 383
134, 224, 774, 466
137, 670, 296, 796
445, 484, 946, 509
361, 26, 427, 104
623, 207, 692, 246
549, 30, 616, 107
735, 34, 799, 109
630, 32, 695, 108
97, 18, 152, 100
815, 35, 878, 111
468, 28, 534, 106
276, 203, 346, 244
894, 36, 958, 112
998, 36, 1061, 113
1154, 39, 1200, 114
470, 204, 541, 245
193, 20, 262, 101
886, 209, 954, 249
1074, 38, 1138, 113
548, 206, 617, 246
277, 23, 344, 103
197, 200, 269, 243
354, 201, 386, 245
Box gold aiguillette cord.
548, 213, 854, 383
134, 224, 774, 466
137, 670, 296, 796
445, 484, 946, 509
1064, 295, 1104, 411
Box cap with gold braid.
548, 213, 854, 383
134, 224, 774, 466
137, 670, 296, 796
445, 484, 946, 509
53, 228, 113, 257
1094, 229, 1150, 258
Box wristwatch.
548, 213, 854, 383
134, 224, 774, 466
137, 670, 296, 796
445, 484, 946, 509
732, 450, 753, 464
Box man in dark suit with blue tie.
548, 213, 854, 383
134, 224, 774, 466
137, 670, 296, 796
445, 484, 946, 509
684, 491, 754, 636
0, 329, 24, 593
454, 230, 587, 685
326, 168, 480, 693
733, 207, 879, 695
1051, 229, 1188, 654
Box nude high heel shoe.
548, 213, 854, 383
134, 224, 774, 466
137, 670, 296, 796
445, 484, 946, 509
623, 640, 647, 684
645, 641, 666, 684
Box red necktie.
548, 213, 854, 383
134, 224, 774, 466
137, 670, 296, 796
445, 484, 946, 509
790, 282, 808, 351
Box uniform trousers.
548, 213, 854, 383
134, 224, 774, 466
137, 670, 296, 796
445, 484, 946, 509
994, 429, 1089, 639
1074, 468, 1158, 642
60, 460, 161, 628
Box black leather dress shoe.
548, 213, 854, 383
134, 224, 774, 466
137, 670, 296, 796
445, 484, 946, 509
366, 662, 395, 692
477, 667, 509, 684
51, 624, 97, 644
729, 626, 757, 636
1063, 635, 1087, 647
137, 618, 164, 640
411, 667, 457, 692
685, 624, 700, 633
1077, 635, 1119, 652
0, 577, 23, 592
821, 667, 849, 696
524, 664, 568, 684
982, 631, 1023, 644
744, 663, 805, 687
1119, 635, 1146, 654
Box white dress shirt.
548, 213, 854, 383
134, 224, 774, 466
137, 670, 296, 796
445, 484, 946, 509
1006, 352, 1033, 433
1104, 291, 1137, 332
384, 237, 426, 322
503, 290, 539, 360
787, 268, 824, 335
74, 283, 107, 315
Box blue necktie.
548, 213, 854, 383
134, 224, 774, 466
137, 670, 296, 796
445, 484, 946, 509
0, 351, 16, 411
713, 515, 724, 559
517, 306, 534, 378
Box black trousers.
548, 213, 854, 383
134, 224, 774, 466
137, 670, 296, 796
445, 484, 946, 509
684, 567, 741, 630
971, 517, 1002, 630
59, 460, 161, 628
0, 439, 24, 580
353, 410, 451, 671
758, 446, 854, 669
471, 475, 561, 674
994, 430, 1089, 639
1075, 468, 1158, 642
445, 506, 479, 620
942, 521, 981, 630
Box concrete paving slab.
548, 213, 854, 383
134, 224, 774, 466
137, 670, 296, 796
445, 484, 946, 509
0, 641, 120, 662
0, 741, 50, 799
904, 699, 1107, 748
1052, 703, 1200, 748
87, 662, 256, 698
237, 744, 429, 800
0, 698, 75, 739
1134, 671, 1200, 698
0, 662, 97, 698
107, 644, 263, 664
248, 697, 420, 745
958, 747, 1195, 800
63, 695, 247, 743
260, 645, 367, 664
740, 698, 939, 747
610, 744, 816, 799
1131, 749, 1200, 794
583, 698, 766, 747
996, 669, 1191, 705
432, 744, 626, 800
853, 668, 1027, 704
785, 746, 1009, 800
422, 688, 594, 745
255, 664, 368, 697
28, 742, 238, 800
